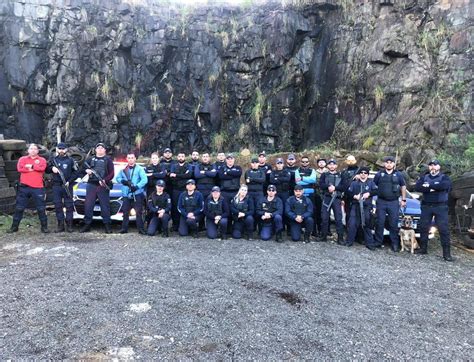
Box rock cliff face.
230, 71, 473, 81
0, 0, 471, 164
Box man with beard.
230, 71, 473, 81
188, 150, 200, 181
258, 151, 272, 191
341, 155, 360, 226
213, 152, 226, 187
169, 152, 191, 231
46, 143, 79, 232
159, 148, 176, 196
313, 158, 328, 237
284, 153, 298, 196
245, 158, 266, 209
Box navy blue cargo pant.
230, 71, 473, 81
374, 198, 399, 249
420, 204, 449, 247
171, 189, 184, 231
260, 215, 283, 241
52, 184, 74, 222
84, 183, 111, 225
321, 195, 344, 236
206, 217, 228, 239
232, 215, 254, 239
179, 214, 203, 236
289, 217, 314, 241
13, 185, 47, 224
121, 193, 145, 232
347, 205, 374, 246
147, 213, 171, 236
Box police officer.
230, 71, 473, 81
341, 154, 360, 226
218, 154, 242, 206
346, 167, 378, 249
213, 152, 226, 186
8, 143, 49, 233
284, 153, 298, 196
258, 151, 272, 190
159, 148, 176, 196
319, 159, 345, 243
270, 158, 291, 206
145, 152, 166, 197
80, 143, 114, 234
169, 152, 191, 231
230, 184, 255, 240
46, 142, 79, 233
177, 179, 204, 237
116, 152, 148, 234
415, 159, 454, 261
373, 156, 407, 252
188, 150, 200, 179
314, 158, 328, 237
147, 179, 171, 237
295, 156, 316, 233
194, 153, 217, 201
256, 184, 284, 242
245, 158, 266, 208
204, 186, 229, 240
285, 184, 314, 243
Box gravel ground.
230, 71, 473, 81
0, 223, 472, 360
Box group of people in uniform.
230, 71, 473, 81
6, 142, 454, 261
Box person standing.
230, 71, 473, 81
284, 153, 298, 196
373, 156, 407, 252
145, 152, 166, 197
314, 158, 328, 236
116, 152, 148, 234
8, 143, 49, 233
169, 152, 191, 231
79, 142, 115, 234
245, 158, 266, 208
415, 159, 454, 261
46, 142, 79, 233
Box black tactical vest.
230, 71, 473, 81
292, 197, 308, 215
422, 173, 449, 203
183, 193, 198, 213
221, 167, 240, 191
151, 192, 169, 209
232, 197, 250, 213
377, 171, 400, 201
89, 157, 108, 183
197, 164, 216, 185
207, 198, 224, 217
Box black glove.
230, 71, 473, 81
130, 185, 138, 192
121, 179, 130, 186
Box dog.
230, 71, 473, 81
399, 215, 419, 254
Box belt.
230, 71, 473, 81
422, 202, 446, 206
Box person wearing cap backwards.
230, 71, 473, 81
285, 184, 314, 243
345, 167, 378, 248
231, 184, 255, 240
319, 159, 345, 244
177, 179, 204, 237
159, 148, 176, 196
7, 143, 49, 234
79, 142, 115, 234
169, 152, 191, 231
46, 142, 79, 232
415, 159, 454, 261
313, 158, 328, 237
116, 151, 148, 235
257, 151, 273, 190
145, 152, 167, 197
284, 153, 298, 196
341, 155, 360, 227
245, 158, 266, 209
373, 156, 407, 252
147, 179, 172, 237
204, 186, 230, 240
256, 185, 284, 242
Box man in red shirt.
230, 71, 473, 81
8, 143, 49, 233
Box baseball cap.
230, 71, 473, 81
357, 166, 370, 174
383, 156, 395, 162
428, 159, 440, 166
211, 186, 221, 192
163, 147, 172, 153
251, 158, 258, 163
317, 158, 327, 163
287, 154, 296, 160
276, 158, 284, 164
95, 142, 106, 149
327, 159, 337, 165
186, 179, 196, 185
258, 151, 266, 157
56, 142, 67, 149
155, 179, 165, 187
226, 153, 234, 159
294, 184, 304, 191
267, 184, 276, 191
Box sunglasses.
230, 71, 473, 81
301, 161, 309, 163
360, 171, 368, 174
267, 189, 276, 192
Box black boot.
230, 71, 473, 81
40, 220, 50, 234
80, 223, 91, 233
119, 228, 128, 234
318, 234, 327, 242
415, 240, 428, 255
337, 233, 345, 245
7, 218, 20, 233
66, 220, 74, 233
104, 223, 112, 234
162, 227, 169, 237
442, 244, 454, 262
275, 231, 283, 243
56, 220, 65, 233
192, 229, 199, 238
303, 231, 310, 244
246, 232, 253, 241
138, 228, 147, 235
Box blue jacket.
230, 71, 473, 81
116, 164, 148, 198
295, 167, 316, 195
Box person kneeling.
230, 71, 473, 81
231, 185, 255, 240
256, 185, 284, 242
204, 186, 229, 240
177, 179, 204, 237
147, 180, 171, 237
285, 185, 314, 243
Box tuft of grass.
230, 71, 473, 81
212, 132, 228, 151
251, 87, 265, 128
374, 85, 385, 111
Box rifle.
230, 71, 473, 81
53, 158, 73, 199
84, 161, 110, 191
124, 167, 136, 202
326, 192, 337, 211
358, 193, 365, 228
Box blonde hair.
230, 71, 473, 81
233, 184, 248, 203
